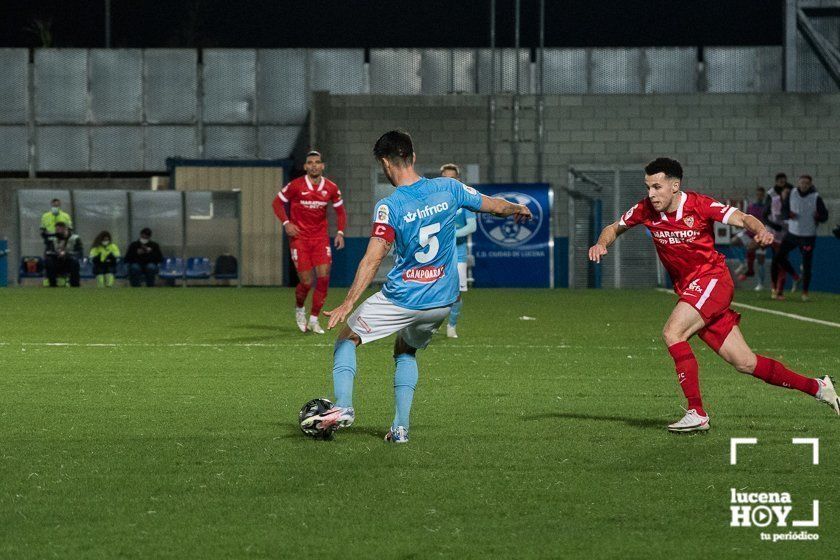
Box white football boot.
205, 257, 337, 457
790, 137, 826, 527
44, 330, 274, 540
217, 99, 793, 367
815, 376, 840, 415
295, 307, 307, 333
304, 406, 355, 431
308, 315, 325, 334
753, 283, 764, 291
385, 426, 409, 443
446, 325, 458, 338
667, 408, 710, 433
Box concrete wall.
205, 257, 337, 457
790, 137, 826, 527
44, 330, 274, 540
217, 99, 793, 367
312, 92, 840, 289
313, 92, 840, 236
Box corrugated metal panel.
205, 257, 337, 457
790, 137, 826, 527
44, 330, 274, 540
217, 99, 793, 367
310, 49, 365, 94
202, 49, 256, 123
35, 49, 88, 123
706, 47, 783, 93
257, 125, 299, 159
796, 18, 840, 93
37, 126, 89, 171
477, 49, 531, 93
90, 49, 143, 123
145, 126, 199, 171
421, 49, 476, 94
90, 126, 143, 171
591, 49, 644, 94
257, 50, 307, 124
0, 49, 29, 123
644, 48, 698, 93
370, 49, 422, 94
542, 49, 587, 94
204, 126, 257, 159
144, 49, 198, 123
0, 126, 29, 170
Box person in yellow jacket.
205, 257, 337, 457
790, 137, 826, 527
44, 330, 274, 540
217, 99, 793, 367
90, 231, 121, 288
40, 198, 73, 237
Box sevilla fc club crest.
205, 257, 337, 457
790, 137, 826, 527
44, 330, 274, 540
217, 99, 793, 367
684, 216, 694, 228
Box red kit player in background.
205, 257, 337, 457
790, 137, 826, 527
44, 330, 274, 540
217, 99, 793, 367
589, 158, 839, 432
273, 150, 347, 334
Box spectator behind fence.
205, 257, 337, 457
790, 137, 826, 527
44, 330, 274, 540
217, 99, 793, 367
40, 198, 73, 239
125, 228, 163, 287
774, 174, 829, 302
89, 231, 121, 288
44, 222, 82, 287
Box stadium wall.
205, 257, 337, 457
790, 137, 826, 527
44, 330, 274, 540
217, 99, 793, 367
313, 92, 840, 292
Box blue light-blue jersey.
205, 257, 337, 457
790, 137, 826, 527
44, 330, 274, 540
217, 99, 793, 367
453, 208, 476, 263
373, 177, 483, 310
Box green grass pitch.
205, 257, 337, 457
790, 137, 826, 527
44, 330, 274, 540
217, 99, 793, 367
1, 287, 838, 558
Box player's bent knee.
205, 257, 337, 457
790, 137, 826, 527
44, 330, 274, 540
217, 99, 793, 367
662, 328, 686, 347
335, 327, 361, 347
394, 336, 417, 357
732, 355, 757, 374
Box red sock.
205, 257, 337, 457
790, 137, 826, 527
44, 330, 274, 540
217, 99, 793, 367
775, 271, 786, 294
746, 249, 755, 275
310, 276, 329, 317
295, 281, 311, 308
667, 342, 705, 416
753, 355, 818, 396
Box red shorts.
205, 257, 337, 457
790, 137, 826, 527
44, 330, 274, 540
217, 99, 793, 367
678, 273, 741, 352
290, 237, 332, 272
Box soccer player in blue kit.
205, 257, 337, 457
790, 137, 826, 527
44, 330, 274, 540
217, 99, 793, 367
303, 130, 531, 443
439, 163, 477, 339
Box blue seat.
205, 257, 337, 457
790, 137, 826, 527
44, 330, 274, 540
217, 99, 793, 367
115, 257, 128, 279
19, 256, 44, 279
186, 257, 212, 279
79, 257, 95, 279
158, 257, 185, 279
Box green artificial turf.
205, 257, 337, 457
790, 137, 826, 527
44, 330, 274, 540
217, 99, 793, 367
0, 287, 837, 559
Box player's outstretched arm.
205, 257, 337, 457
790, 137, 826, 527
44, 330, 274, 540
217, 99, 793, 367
726, 210, 774, 246
479, 195, 532, 223
588, 222, 628, 263
324, 237, 393, 329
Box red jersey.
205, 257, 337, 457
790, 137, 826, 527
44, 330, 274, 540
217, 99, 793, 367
273, 175, 346, 239
619, 191, 737, 293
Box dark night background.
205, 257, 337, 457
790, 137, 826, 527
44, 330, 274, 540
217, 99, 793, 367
2, 0, 784, 49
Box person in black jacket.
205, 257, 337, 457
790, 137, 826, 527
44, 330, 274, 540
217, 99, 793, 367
44, 222, 83, 287
124, 228, 164, 287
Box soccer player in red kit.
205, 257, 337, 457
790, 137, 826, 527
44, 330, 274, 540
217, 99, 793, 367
273, 150, 347, 334
589, 158, 839, 432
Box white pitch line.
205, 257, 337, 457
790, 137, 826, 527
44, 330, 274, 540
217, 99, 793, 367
656, 288, 840, 329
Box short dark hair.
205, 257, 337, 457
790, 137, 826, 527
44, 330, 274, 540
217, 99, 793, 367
55, 221, 67, 228
799, 174, 813, 182
373, 130, 414, 166
51, 198, 60, 204
140, 228, 152, 236
644, 157, 683, 180
306, 150, 322, 160
775, 173, 787, 180
756, 186, 766, 193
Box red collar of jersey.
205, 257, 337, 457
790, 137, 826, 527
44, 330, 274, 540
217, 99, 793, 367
305, 175, 325, 192
658, 191, 688, 222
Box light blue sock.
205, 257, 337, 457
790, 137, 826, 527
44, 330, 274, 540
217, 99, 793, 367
448, 299, 463, 327
393, 353, 418, 430
332, 339, 357, 408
